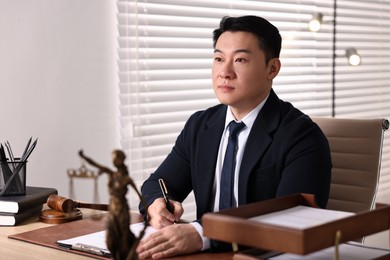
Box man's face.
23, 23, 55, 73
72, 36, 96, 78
212, 31, 280, 118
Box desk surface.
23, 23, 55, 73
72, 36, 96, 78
1, 208, 232, 260
1, 210, 92, 259
2, 208, 389, 260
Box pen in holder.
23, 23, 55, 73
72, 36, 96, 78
0, 137, 38, 196
0, 160, 27, 196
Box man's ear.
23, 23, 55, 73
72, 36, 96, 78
267, 58, 281, 80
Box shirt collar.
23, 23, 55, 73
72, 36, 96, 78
224, 94, 270, 130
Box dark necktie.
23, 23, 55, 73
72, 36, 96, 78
219, 121, 246, 210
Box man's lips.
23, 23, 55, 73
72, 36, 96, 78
218, 84, 235, 92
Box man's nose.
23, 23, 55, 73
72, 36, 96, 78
219, 63, 235, 79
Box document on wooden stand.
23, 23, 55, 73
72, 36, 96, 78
202, 193, 390, 259
248, 205, 354, 229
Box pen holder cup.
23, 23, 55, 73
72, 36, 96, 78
0, 161, 27, 196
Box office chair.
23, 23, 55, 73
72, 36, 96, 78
311, 117, 389, 213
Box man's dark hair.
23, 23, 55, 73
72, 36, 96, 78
213, 16, 282, 63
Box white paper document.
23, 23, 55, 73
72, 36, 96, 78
57, 222, 156, 255
249, 205, 355, 229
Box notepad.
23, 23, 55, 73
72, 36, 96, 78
57, 222, 157, 256
249, 205, 355, 229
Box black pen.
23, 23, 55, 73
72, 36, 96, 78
158, 178, 176, 223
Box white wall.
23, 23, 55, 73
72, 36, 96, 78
0, 0, 118, 203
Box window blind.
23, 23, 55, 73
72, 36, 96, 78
117, 0, 390, 216
334, 0, 390, 202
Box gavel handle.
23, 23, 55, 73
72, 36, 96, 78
76, 202, 108, 211
47, 194, 109, 212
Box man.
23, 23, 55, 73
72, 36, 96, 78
136, 15, 332, 259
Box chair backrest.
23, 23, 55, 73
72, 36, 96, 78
311, 117, 389, 213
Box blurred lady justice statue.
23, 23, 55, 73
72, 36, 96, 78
79, 150, 148, 260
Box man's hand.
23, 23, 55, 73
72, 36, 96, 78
136, 223, 203, 259
147, 198, 184, 228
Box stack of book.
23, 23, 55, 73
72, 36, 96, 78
0, 186, 57, 226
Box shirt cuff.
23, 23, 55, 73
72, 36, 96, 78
189, 221, 210, 251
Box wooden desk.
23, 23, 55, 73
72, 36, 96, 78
1, 211, 92, 259
3, 208, 389, 260
2, 208, 232, 259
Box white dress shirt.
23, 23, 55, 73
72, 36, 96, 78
191, 95, 269, 250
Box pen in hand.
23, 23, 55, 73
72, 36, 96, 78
158, 178, 176, 223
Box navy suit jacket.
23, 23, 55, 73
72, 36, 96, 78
140, 89, 332, 221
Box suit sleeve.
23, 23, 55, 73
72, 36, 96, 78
139, 112, 200, 215
275, 117, 332, 208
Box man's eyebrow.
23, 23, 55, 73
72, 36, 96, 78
213, 48, 252, 54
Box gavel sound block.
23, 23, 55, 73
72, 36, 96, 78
39, 194, 108, 224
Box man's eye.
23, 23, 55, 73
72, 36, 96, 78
214, 57, 222, 62
235, 58, 246, 63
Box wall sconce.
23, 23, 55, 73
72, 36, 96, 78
346, 48, 361, 66
308, 12, 323, 32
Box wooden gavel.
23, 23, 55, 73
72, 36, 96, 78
46, 194, 109, 213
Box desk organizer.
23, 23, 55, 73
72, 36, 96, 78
202, 194, 390, 256
0, 160, 26, 196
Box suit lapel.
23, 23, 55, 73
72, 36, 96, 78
238, 90, 281, 204
196, 106, 226, 213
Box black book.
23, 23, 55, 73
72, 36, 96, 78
0, 186, 57, 214
0, 204, 43, 226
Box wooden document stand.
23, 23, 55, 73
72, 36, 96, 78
202, 194, 390, 256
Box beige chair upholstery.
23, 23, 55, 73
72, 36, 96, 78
311, 117, 389, 213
